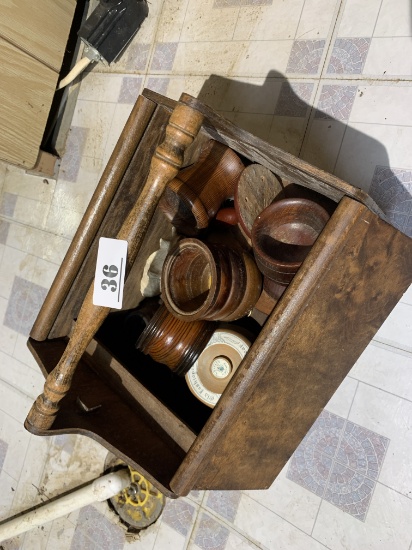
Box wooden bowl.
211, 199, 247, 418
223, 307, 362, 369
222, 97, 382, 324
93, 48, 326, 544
161, 238, 262, 322
251, 198, 330, 285
234, 164, 284, 238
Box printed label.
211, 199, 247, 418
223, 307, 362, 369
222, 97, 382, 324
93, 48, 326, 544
185, 330, 250, 408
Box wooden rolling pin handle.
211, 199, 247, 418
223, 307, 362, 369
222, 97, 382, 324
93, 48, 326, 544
25, 101, 204, 433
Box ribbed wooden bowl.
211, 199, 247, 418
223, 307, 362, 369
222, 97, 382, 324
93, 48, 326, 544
252, 198, 330, 285
161, 238, 262, 322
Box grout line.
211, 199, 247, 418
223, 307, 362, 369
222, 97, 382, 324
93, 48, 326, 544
331, 120, 349, 174
293, 0, 307, 40
347, 376, 412, 407
185, 506, 203, 550
230, 4, 241, 41
369, 339, 412, 358
377, 480, 412, 503
318, 0, 346, 78
229, 492, 330, 549
310, 500, 323, 538
297, 79, 322, 157
347, 379, 360, 419
371, 0, 384, 38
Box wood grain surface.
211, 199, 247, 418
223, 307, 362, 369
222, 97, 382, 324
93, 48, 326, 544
27, 338, 184, 498
144, 89, 386, 220
31, 94, 157, 341
170, 197, 412, 494
0, 37, 58, 167
25, 100, 204, 432
0, 0, 76, 71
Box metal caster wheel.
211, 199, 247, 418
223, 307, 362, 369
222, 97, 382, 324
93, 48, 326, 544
104, 453, 165, 531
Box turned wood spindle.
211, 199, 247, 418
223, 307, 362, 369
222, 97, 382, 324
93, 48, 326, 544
25, 101, 204, 433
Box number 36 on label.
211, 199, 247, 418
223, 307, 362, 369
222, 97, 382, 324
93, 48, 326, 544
93, 237, 128, 309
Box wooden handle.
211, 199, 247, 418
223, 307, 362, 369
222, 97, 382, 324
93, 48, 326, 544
25, 100, 204, 432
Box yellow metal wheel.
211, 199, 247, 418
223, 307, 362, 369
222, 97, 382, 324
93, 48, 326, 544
105, 453, 165, 530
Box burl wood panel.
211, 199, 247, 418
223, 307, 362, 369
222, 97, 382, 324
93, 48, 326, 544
170, 197, 412, 494
0, 37, 58, 167
0, 0, 76, 71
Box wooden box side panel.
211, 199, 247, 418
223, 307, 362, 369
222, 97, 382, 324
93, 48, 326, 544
47, 105, 171, 339
27, 338, 184, 498
31, 94, 157, 341
171, 198, 412, 494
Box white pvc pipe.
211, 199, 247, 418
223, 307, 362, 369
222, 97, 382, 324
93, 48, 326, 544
0, 469, 130, 542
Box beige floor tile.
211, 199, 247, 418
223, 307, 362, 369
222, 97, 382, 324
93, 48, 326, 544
312, 483, 412, 550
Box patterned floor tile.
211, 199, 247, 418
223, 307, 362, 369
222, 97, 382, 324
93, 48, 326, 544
0, 220, 9, 244
287, 410, 390, 522
327, 38, 371, 74
206, 491, 242, 522
150, 43, 178, 71
336, 422, 389, 480
213, 0, 241, 6
124, 43, 151, 72
146, 77, 170, 95
194, 512, 230, 550
287, 446, 333, 497
369, 166, 412, 237
162, 498, 196, 536
323, 463, 375, 521
286, 40, 325, 74
315, 84, 357, 121
118, 76, 143, 104
274, 82, 314, 117
70, 505, 124, 550
0, 192, 18, 217
58, 127, 89, 183
3, 276, 48, 336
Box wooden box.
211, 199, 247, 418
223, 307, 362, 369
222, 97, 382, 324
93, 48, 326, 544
26, 90, 412, 498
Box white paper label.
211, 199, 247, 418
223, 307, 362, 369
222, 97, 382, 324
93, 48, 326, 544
93, 237, 128, 309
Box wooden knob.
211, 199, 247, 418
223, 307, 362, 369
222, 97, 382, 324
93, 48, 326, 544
161, 238, 262, 322
251, 198, 330, 286
159, 139, 244, 235
136, 304, 216, 376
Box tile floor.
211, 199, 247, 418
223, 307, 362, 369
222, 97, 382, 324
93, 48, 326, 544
0, 0, 412, 548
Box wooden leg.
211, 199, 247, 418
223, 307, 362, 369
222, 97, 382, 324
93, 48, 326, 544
25, 99, 204, 432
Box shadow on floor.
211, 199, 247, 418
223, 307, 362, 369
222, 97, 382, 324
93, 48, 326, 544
197, 71, 411, 237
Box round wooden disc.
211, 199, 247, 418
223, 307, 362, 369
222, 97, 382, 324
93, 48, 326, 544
234, 164, 283, 237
